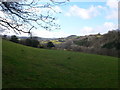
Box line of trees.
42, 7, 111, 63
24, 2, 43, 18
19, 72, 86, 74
3, 35, 55, 49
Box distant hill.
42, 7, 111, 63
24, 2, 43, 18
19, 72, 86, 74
72, 30, 120, 49
2, 30, 120, 57
18, 36, 58, 41
55, 30, 120, 57
66, 35, 77, 39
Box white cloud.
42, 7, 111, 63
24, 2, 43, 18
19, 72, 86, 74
105, 0, 118, 19
2, 22, 117, 38
65, 12, 71, 16
106, 0, 118, 9
1, 29, 69, 38
78, 26, 94, 36
96, 22, 118, 34
0, 11, 5, 18
30, 29, 69, 38
25, 5, 62, 15
82, 27, 93, 33
103, 22, 117, 30
65, 1, 118, 20
106, 10, 118, 19
78, 22, 117, 36
53, 6, 62, 13
65, 5, 100, 19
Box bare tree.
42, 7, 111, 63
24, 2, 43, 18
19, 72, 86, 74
0, 0, 69, 36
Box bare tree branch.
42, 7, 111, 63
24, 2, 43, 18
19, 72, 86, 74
0, 0, 69, 36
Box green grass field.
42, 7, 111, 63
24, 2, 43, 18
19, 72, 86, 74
2, 40, 118, 88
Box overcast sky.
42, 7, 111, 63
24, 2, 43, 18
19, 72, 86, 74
1, 0, 118, 38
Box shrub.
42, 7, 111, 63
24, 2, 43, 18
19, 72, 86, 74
47, 42, 55, 48
25, 38, 39, 48
10, 35, 19, 43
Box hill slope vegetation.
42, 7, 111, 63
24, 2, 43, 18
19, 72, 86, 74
2, 40, 118, 88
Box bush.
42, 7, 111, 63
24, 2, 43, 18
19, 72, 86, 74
102, 41, 120, 50
25, 38, 39, 48
73, 39, 90, 47
10, 35, 19, 43
47, 42, 55, 48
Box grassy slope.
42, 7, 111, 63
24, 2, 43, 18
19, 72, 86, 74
2, 40, 118, 88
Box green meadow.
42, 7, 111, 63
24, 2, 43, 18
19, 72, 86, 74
2, 40, 118, 88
